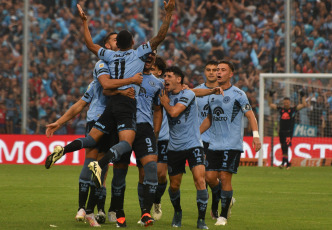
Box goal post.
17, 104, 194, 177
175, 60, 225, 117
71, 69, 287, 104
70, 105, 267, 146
258, 73, 332, 166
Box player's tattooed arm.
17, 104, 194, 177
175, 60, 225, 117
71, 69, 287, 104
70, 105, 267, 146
77, 4, 102, 56
149, 0, 175, 50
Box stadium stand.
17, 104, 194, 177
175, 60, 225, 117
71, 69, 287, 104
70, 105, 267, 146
0, 0, 331, 135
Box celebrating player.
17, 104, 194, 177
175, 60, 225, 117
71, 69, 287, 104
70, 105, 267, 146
200, 60, 261, 226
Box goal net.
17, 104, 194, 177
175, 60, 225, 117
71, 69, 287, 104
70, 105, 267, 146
258, 73, 332, 167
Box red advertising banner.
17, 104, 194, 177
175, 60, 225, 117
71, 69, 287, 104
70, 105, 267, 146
0, 135, 331, 166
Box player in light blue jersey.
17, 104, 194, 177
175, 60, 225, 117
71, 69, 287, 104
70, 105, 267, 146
149, 56, 168, 220
200, 60, 261, 226
159, 66, 222, 229
74, 4, 174, 204
44, 32, 141, 227
46, 2, 174, 226
195, 60, 223, 220
106, 52, 164, 227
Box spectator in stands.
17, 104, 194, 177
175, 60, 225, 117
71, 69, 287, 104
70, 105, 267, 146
1, 0, 331, 135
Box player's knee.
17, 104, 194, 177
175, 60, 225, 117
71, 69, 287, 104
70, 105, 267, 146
194, 177, 206, 190
169, 179, 181, 192
143, 161, 158, 184
112, 168, 128, 187
158, 174, 167, 183
112, 141, 132, 155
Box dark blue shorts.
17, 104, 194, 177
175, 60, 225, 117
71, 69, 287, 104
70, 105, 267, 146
205, 149, 241, 174
167, 147, 205, 176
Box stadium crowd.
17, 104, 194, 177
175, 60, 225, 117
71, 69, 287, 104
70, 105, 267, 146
0, 0, 331, 136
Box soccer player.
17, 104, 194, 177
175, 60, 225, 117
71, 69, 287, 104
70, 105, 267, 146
149, 56, 168, 220
268, 92, 307, 169
45, 32, 142, 227
159, 66, 222, 229
194, 60, 222, 219
200, 60, 262, 226
45, 0, 175, 185
107, 52, 164, 227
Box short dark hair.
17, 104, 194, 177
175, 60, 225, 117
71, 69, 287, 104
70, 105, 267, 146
205, 60, 218, 68
103, 32, 117, 47
283, 97, 290, 101
219, 59, 235, 72
154, 56, 167, 77
116, 30, 133, 49
165, 66, 185, 84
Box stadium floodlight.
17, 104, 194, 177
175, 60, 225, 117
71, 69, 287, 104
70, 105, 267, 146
258, 73, 332, 166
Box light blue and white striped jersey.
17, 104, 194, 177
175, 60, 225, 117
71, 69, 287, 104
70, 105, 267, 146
207, 85, 252, 151
81, 60, 109, 122
97, 42, 152, 95
195, 83, 212, 143
136, 73, 164, 127
158, 78, 169, 141
167, 89, 203, 151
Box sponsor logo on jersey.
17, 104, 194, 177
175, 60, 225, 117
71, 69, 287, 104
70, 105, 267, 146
281, 112, 290, 120
213, 107, 227, 121
213, 107, 224, 116
99, 63, 104, 68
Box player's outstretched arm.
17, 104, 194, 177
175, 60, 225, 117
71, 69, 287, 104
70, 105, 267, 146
159, 89, 186, 117
98, 73, 143, 90
149, 0, 175, 51
77, 4, 101, 56
191, 87, 224, 97
244, 110, 261, 152
200, 114, 212, 134
46, 99, 88, 137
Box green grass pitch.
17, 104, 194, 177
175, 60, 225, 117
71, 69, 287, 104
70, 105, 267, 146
0, 165, 331, 230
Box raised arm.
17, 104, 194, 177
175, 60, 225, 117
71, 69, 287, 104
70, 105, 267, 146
46, 99, 88, 137
149, 0, 175, 51
77, 4, 102, 56
268, 91, 277, 110
296, 92, 307, 111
